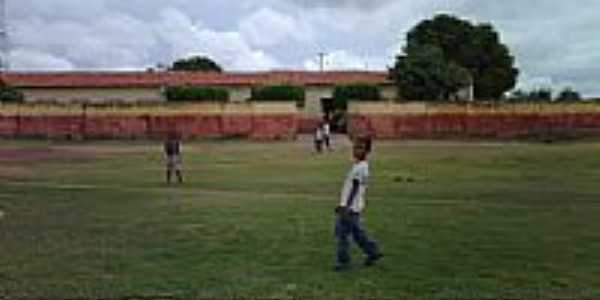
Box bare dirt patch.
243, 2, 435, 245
0, 147, 100, 163
0, 147, 97, 181
0, 165, 35, 179
68, 145, 150, 156
0, 148, 60, 162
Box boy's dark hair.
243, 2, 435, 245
353, 136, 372, 161
354, 136, 373, 154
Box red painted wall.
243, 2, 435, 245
297, 115, 322, 134
348, 113, 600, 139
6, 112, 600, 141
0, 113, 297, 140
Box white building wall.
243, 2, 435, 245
22, 87, 164, 103
305, 86, 334, 114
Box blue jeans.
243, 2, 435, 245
335, 213, 380, 266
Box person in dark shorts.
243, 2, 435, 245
333, 136, 381, 271
164, 131, 184, 185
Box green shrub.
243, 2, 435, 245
165, 86, 229, 102
0, 84, 25, 103
556, 87, 582, 102
250, 85, 305, 108
333, 83, 382, 111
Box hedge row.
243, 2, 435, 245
333, 83, 382, 111
251, 85, 306, 108
0, 85, 25, 103
164, 86, 230, 102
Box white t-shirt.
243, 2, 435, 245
339, 161, 369, 213
315, 128, 324, 141
323, 123, 331, 136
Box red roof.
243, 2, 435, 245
1, 71, 392, 88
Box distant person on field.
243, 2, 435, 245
333, 136, 382, 271
164, 131, 184, 185
314, 124, 324, 154
323, 119, 332, 151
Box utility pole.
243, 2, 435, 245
317, 52, 326, 72
0, 0, 9, 71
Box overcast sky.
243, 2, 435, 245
6, 0, 600, 96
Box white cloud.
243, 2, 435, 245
239, 7, 313, 47
10, 6, 280, 71
10, 49, 75, 70
304, 50, 387, 71
152, 7, 279, 70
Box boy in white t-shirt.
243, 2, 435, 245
334, 137, 382, 271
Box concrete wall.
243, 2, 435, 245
297, 113, 322, 134
227, 86, 252, 103
0, 103, 298, 140
381, 85, 397, 100
22, 87, 164, 103
347, 102, 600, 140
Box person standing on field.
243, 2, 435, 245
164, 131, 184, 185
323, 119, 332, 151
314, 124, 324, 154
333, 137, 382, 271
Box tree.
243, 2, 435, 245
391, 45, 471, 101
556, 87, 582, 102
170, 56, 223, 72
400, 14, 519, 99
528, 88, 552, 102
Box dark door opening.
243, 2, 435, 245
320, 97, 334, 122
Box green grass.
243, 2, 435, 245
1, 139, 600, 299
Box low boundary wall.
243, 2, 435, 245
348, 102, 600, 140
0, 103, 298, 140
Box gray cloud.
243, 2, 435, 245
283, 0, 393, 11
6, 0, 600, 96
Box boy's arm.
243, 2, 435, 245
345, 179, 360, 207
336, 179, 360, 213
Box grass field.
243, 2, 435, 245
1, 137, 600, 300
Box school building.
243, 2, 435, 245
0, 71, 403, 114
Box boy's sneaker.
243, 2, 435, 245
364, 253, 383, 267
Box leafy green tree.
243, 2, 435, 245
528, 88, 553, 102
170, 56, 223, 72
556, 87, 582, 102
401, 14, 519, 99
391, 45, 471, 101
